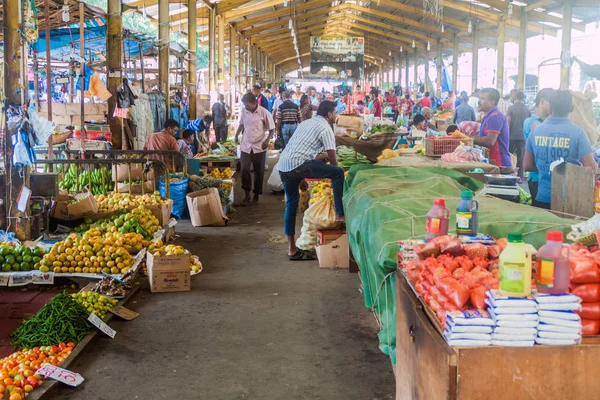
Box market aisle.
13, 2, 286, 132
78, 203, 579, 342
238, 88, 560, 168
48, 154, 395, 400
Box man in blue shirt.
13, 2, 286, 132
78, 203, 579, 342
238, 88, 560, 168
453, 92, 476, 124
524, 90, 596, 209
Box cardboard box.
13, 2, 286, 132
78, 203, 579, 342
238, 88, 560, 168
51, 190, 98, 220
315, 234, 349, 269
116, 180, 155, 194
337, 114, 364, 134
146, 252, 190, 293
316, 229, 347, 245
144, 199, 173, 227
186, 188, 227, 227
112, 163, 144, 182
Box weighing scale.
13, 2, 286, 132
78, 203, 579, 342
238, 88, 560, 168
481, 174, 521, 202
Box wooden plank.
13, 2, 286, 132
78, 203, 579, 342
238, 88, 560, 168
551, 162, 594, 218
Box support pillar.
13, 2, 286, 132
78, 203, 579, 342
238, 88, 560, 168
398, 54, 402, 89
229, 26, 236, 109
471, 25, 479, 93
107, 0, 123, 149
159, 0, 169, 113
496, 17, 506, 96
405, 51, 409, 90
188, 0, 197, 119
517, 12, 527, 91
424, 48, 430, 93
452, 32, 459, 93
208, 7, 215, 94
218, 16, 225, 94
414, 49, 418, 90
560, 0, 573, 90
436, 40, 442, 96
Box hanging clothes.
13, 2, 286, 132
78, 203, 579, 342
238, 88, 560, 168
147, 91, 167, 132
132, 93, 154, 150
169, 94, 188, 137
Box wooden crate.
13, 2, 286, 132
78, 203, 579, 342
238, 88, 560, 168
551, 162, 595, 218
395, 272, 600, 400
197, 159, 238, 173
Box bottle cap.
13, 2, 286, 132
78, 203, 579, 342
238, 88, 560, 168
434, 198, 446, 206
461, 190, 473, 199
507, 232, 523, 243
546, 231, 563, 242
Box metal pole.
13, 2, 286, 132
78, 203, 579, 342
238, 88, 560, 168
472, 25, 479, 93
44, 0, 54, 165
414, 49, 418, 90
208, 7, 215, 95
405, 51, 409, 90
560, 0, 573, 90
139, 42, 146, 92
517, 13, 527, 91
436, 40, 442, 96
452, 33, 459, 93
79, 2, 86, 154
218, 16, 225, 94
497, 17, 506, 96
159, 0, 170, 113
107, 0, 123, 149
188, 0, 197, 119
424, 47, 430, 93
229, 26, 236, 110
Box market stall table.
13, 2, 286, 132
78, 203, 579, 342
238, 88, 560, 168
335, 133, 400, 163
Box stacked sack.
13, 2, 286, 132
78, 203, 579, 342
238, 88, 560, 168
570, 256, 600, 335
486, 290, 538, 347
443, 310, 494, 347
535, 293, 582, 346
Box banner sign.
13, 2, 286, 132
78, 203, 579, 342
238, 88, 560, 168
310, 36, 364, 78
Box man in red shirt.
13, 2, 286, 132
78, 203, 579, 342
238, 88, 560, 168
372, 89, 382, 118
385, 90, 398, 121
398, 94, 414, 127
417, 91, 432, 109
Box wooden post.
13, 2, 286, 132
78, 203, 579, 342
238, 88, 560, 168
33, 54, 39, 111
471, 25, 479, 93
405, 51, 409, 90
44, 0, 52, 123
218, 16, 225, 94
107, 0, 123, 149
437, 40, 442, 96
497, 17, 506, 96
208, 7, 215, 94
139, 43, 146, 92
68, 59, 75, 102
424, 47, 430, 93
452, 32, 459, 93
560, 0, 573, 90
517, 12, 527, 91
398, 53, 402, 89
414, 49, 418, 90
159, 0, 169, 113
188, 0, 197, 119
229, 26, 236, 110
79, 2, 85, 152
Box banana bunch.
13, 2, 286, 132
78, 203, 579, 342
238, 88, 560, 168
309, 181, 332, 204
58, 165, 113, 195
209, 167, 233, 179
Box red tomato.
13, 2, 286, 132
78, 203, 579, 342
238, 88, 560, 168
26, 376, 38, 388
23, 384, 34, 393
67, 342, 75, 348
58, 343, 66, 351
49, 346, 58, 354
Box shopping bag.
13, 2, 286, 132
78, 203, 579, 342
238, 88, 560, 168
268, 161, 284, 192
308, 195, 338, 229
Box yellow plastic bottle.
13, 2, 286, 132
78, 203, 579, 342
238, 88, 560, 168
499, 232, 532, 297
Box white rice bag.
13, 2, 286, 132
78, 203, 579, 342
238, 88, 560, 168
444, 325, 493, 334
535, 337, 579, 346
489, 309, 539, 321
537, 331, 581, 340
444, 332, 492, 341
538, 323, 581, 334
537, 302, 582, 311
538, 310, 580, 321
495, 319, 539, 328
539, 317, 582, 329
494, 326, 538, 335
491, 340, 534, 347
446, 310, 494, 326
487, 290, 536, 307
492, 333, 537, 341
486, 305, 538, 315
534, 293, 581, 304
446, 339, 490, 347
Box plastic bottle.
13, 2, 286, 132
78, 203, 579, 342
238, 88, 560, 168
456, 190, 479, 236
499, 232, 532, 297
595, 182, 600, 213
425, 198, 449, 241
536, 231, 570, 295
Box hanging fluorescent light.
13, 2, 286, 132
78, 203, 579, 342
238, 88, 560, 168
400, 46, 403, 53
412, 39, 415, 48
441, 23, 444, 33
62, 1, 70, 22
468, 19, 473, 33
284, 0, 288, 6
289, 19, 293, 29
389, 51, 392, 56
508, 2, 513, 15
427, 40, 430, 51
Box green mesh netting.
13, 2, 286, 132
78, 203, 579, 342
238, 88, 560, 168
343, 165, 574, 363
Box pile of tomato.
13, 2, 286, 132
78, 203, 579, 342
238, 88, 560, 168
0, 342, 74, 400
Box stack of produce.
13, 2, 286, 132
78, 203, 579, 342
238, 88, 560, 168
94, 191, 166, 212
58, 165, 113, 195
309, 181, 332, 205
363, 119, 397, 138
148, 240, 203, 274
209, 167, 233, 179
376, 149, 399, 162
487, 290, 538, 347
40, 233, 136, 275
74, 207, 160, 242
0, 244, 46, 272
0, 342, 75, 399
71, 291, 119, 319
568, 243, 600, 335
435, 109, 454, 120
336, 146, 370, 169
535, 293, 582, 345
11, 293, 92, 348
403, 236, 504, 325
443, 310, 494, 347
188, 175, 232, 207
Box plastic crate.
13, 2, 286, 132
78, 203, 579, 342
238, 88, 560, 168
424, 137, 473, 157
73, 130, 112, 142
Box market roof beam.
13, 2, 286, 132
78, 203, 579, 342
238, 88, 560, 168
249, 15, 335, 45
223, 0, 284, 22
524, 0, 555, 12
242, 6, 335, 37
234, 0, 332, 30
216, 0, 253, 15
524, 7, 586, 31
371, 0, 468, 31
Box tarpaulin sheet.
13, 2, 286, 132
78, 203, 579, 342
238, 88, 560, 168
343, 165, 574, 363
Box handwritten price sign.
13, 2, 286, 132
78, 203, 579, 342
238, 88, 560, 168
36, 364, 84, 387
88, 312, 116, 338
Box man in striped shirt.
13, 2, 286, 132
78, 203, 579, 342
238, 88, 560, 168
278, 100, 345, 261
275, 91, 300, 147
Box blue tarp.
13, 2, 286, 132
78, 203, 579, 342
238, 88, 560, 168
36, 26, 156, 62
442, 61, 452, 93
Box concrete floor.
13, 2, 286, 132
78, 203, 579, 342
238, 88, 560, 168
48, 158, 395, 400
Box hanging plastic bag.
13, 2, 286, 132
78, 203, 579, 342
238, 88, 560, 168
308, 195, 338, 229
29, 110, 55, 145
12, 129, 35, 167
267, 161, 283, 192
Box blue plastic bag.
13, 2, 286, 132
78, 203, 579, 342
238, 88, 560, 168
158, 174, 189, 219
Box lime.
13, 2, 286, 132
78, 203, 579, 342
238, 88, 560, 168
11, 265, 20, 272
32, 256, 41, 264
0, 255, 5, 264
20, 262, 31, 271
16, 256, 23, 263
5, 256, 15, 265
23, 255, 32, 263
1, 264, 10, 272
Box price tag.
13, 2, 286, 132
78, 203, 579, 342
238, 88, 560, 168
31, 271, 54, 285
36, 364, 84, 387
109, 306, 140, 321
0, 274, 9, 287
88, 312, 116, 338
9, 272, 33, 287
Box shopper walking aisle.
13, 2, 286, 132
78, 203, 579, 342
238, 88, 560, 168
47, 154, 395, 400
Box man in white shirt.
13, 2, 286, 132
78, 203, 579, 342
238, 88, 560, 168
311, 92, 322, 117
235, 93, 276, 205
278, 100, 345, 260
468, 88, 481, 112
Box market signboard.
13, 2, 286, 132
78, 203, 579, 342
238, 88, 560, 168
310, 36, 364, 78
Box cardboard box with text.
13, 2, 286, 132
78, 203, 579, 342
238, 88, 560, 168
315, 234, 349, 269
146, 251, 190, 293
186, 188, 227, 227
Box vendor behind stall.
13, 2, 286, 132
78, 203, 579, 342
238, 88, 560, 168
524, 89, 596, 209
473, 88, 511, 168
175, 129, 195, 170
143, 118, 180, 173
186, 114, 213, 155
